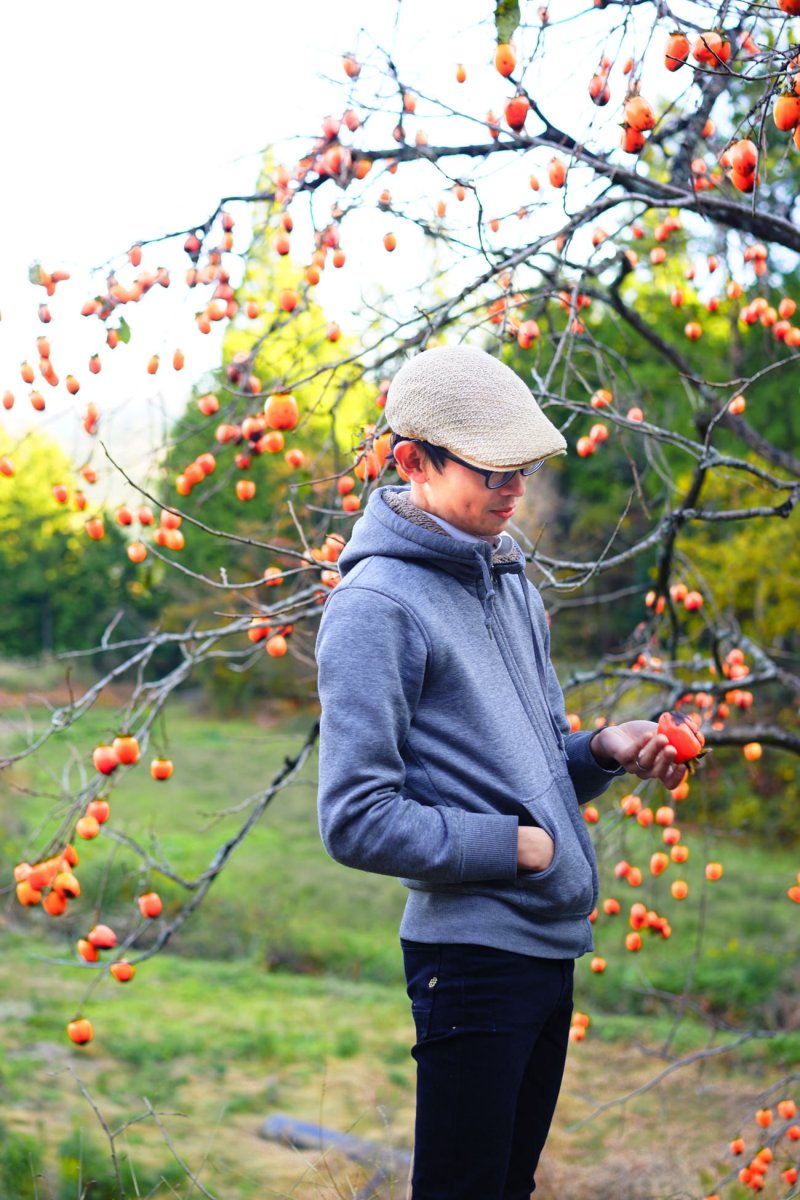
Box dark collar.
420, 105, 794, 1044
381, 490, 524, 571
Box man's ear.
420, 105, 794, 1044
392, 440, 429, 483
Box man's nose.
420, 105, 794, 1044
501, 472, 526, 497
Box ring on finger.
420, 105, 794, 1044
635, 755, 646, 772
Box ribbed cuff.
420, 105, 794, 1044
459, 813, 520, 882
566, 731, 626, 803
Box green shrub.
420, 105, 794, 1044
56, 1124, 185, 1200
0, 1121, 45, 1200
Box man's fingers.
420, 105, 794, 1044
662, 760, 685, 784
631, 736, 684, 786
646, 751, 686, 788
634, 733, 670, 773
623, 732, 687, 788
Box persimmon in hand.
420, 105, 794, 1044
656, 711, 706, 764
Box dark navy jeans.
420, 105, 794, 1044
401, 940, 574, 1200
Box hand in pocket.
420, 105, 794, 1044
516, 826, 555, 872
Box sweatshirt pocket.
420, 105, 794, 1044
515, 777, 595, 918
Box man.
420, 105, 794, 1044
315, 345, 685, 1200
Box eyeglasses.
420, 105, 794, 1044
438, 447, 545, 490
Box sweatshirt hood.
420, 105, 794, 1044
337, 485, 525, 633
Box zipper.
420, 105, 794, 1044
477, 556, 566, 763
491, 611, 563, 766
493, 606, 598, 896
493, 611, 596, 888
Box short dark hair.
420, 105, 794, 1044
389, 431, 447, 473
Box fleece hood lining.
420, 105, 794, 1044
381, 489, 523, 569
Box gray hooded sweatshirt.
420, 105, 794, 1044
315, 485, 624, 959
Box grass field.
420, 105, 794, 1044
1, 678, 798, 1198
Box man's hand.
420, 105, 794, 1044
590, 720, 687, 791
517, 826, 555, 872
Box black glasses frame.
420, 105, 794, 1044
437, 447, 545, 490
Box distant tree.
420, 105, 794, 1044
0, 429, 156, 658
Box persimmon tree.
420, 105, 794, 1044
2, 0, 800, 1192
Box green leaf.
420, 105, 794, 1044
116, 315, 132, 345
495, 0, 520, 44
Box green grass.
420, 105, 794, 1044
0, 655, 96, 696
0, 929, 415, 1200
0, 933, 795, 1200
2, 692, 800, 1197
1, 698, 407, 981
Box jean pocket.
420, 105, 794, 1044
411, 993, 434, 1041
404, 943, 441, 1042
404, 944, 498, 1044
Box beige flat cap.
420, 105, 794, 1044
385, 345, 567, 470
